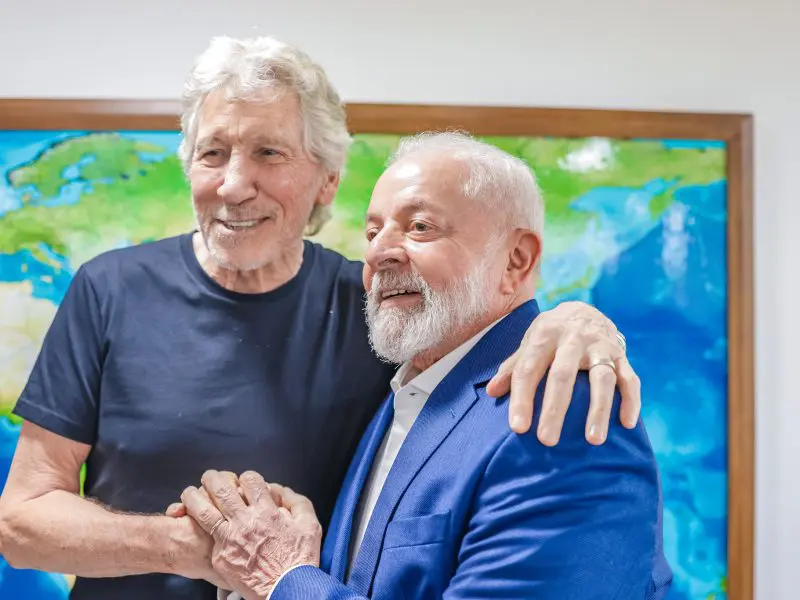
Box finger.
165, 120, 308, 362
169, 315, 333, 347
181, 486, 228, 538
485, 350, 518, 398
615, 355, 641, 428
538, 339, 582, 446
279, 486, 318, 523
201, 470, 247, 521
585, 364, 617, 445
165, 502, 187, 518
268, 482, 286, 507
238, 471, 276, 509
508, 338, 555, 434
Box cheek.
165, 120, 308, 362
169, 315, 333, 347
190, 173, 220, 210
362, 264, 374, 292
409, 247, 466, 288
259, 166, 315, 202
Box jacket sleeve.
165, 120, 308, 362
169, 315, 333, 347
443, 375, 664, 600
268, 565, 366, 600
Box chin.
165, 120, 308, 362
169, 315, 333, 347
208, 243, 275, 272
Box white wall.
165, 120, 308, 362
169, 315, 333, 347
1, 0, 796, 597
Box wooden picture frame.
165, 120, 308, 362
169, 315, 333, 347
0, 99, 754, 600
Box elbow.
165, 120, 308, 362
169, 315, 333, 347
0, 503, 35, 569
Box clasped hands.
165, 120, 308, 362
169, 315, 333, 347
167, 470, 321, 600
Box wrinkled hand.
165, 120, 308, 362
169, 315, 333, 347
487, 301, 641, 446
181, 470, 322, 600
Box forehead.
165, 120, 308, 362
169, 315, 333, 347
369, 155, 471, 214
196, 89, 303, 142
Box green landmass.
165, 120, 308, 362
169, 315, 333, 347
9, 134, 167, 201
0, 133, 725, 268
0, 134, 195, 266
332, 134, 726, 249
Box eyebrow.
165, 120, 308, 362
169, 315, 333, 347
366, 197, 443, 223
194, 133, 293, 149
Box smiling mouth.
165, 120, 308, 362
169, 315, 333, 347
380, 289, 421, 300
215, 217, 270, 231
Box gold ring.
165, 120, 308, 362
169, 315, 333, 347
209, 517, 227, 537
589, 358, 616, 372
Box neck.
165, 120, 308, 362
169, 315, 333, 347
410, 293, 531, 373
192, 232, 304, 294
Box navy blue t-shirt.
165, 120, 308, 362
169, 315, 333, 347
13, 233, 395, 599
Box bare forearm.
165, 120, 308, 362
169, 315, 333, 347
0, 490, 180, 577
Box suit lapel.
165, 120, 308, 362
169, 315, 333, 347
324, 394, 394, 582
346, 300, 540, 595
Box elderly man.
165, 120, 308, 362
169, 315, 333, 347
0, 37, 636, 600
185, 132, 672, 600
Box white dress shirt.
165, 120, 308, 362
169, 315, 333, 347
221, 317, 503, 600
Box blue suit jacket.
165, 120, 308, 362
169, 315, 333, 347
271, 300, 673, 599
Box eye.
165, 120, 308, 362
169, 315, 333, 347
366, 228, 379, 241
199, 149, 221, 158
259, 148, 281, 157
411, 221, 430, 233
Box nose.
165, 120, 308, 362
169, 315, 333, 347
365, 227, 409, 271
217, 154, 257, 205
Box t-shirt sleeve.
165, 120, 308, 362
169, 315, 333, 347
12, 264, 106, 445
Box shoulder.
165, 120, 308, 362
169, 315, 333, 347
76, 234, 185, 295
304, 241, 365, 299
307, 241, 364, 283
484, 372, 659, 493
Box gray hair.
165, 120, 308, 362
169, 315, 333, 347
179, 36, 352, 235
388, 131, 545, 240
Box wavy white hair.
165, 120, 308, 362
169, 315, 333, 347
388, 131, 545, 241
179, 36, 352, 235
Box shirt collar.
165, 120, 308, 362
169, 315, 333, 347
389, 314, 506, 397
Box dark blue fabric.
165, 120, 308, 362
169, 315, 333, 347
273, 300, 674, 600
12, 233, 395, 600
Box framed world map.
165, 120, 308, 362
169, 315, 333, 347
0, 100, 754, 600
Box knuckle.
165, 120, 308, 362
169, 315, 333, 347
514, 358, 539, 377
198, 507, 216, 521
213, 484, 233, 499
549, 367, 573, 385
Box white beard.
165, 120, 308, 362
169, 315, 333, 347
366, 254, 496, 365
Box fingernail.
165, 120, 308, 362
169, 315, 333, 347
588, 425, 607, 444
510, 415, 524, 432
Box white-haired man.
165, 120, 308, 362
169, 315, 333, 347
184, 132, 672, 600
1, 38, 639, 600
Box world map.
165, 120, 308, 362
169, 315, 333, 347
0, 130, 728, 599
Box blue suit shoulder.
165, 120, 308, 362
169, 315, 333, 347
457, 372, 671, 599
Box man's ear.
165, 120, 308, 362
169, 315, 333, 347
316, 170, 341, 207
500, 230, 541, 294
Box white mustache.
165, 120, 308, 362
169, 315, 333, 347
370, 270, 429, 302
